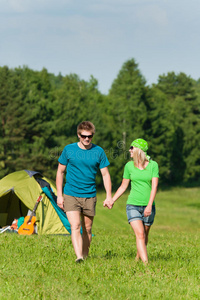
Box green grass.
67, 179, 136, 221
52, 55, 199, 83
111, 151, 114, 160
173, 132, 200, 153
0, 187, 200, 299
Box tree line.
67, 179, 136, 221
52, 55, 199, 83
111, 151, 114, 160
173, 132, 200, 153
1, 59, 200, 188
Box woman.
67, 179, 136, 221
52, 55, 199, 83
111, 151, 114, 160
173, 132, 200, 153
105, 138, 159, 264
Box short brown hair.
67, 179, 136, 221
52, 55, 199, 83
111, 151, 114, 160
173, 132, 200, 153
77, 121, 95, 135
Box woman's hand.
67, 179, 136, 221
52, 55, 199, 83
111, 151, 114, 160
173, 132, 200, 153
144, 205, 152, 217
103, 198, 114, 209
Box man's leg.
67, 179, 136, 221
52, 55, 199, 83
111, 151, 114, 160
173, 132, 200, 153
130, 220, 148, 263
81, 214, 94, 258
66, 211, 83, 260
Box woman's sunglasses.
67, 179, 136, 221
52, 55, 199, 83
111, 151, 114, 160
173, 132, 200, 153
80, 134, 93, 139
129, 146, 134, 150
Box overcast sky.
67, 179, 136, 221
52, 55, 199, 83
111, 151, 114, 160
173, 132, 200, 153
1, 0, 200, 94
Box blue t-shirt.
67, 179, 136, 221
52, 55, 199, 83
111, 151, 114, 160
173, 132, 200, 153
58, 143, 110, 197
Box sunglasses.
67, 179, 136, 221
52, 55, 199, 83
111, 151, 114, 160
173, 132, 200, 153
129, 146, 134, 150
80, 134, 93, 139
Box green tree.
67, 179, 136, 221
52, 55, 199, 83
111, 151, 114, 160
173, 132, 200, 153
0, 66, 57, 179
107, 59, 148, 187
145, 85, 177, 184
0, 66, 30, 177
148, 72, 200, 184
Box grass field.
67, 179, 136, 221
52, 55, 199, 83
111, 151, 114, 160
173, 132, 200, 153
0, 187, 200, 299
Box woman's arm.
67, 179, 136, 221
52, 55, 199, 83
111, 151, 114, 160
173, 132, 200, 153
112, 178, 130, 204
144, 177, 159, 217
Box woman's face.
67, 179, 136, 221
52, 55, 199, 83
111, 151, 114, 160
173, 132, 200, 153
129, 146, 135, 158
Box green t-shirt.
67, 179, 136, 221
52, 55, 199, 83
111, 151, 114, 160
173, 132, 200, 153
123, 160, 159, 206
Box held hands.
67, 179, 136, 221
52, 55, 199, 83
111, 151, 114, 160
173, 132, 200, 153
57, 195, 64, 210
103, 197, 114, 209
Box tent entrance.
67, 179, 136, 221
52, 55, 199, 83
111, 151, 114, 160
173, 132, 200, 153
0, 191, 28, 227
0, 170, 71, 235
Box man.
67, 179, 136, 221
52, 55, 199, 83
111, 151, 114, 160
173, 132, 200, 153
56, 121, 112, 262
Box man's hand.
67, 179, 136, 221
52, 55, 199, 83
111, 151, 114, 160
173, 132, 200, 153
57, 195, 64, 210
103, 198, 114, 209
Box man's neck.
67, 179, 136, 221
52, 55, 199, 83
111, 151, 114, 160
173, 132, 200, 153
78, 141, 92, 150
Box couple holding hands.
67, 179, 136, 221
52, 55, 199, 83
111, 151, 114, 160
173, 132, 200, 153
56, 121, 159, 264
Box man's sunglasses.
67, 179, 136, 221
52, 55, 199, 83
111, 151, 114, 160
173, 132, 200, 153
80, 134, 93, 139
129, 146, 134, 150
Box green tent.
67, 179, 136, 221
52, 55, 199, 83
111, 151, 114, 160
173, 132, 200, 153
0, 170, 70, 235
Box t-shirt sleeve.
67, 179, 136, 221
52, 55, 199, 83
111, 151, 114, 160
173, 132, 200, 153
99, 150, 110, 169
123, 163, 131, 179
152, 161, 159, 178
58, 147, 68, 166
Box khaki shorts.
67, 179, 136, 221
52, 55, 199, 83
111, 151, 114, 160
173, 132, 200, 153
63, 195, 97, 217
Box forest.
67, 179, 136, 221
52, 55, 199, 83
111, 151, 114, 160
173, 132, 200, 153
1, 58, 200, 188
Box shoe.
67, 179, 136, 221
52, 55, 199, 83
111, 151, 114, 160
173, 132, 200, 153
75, 258, 84, 263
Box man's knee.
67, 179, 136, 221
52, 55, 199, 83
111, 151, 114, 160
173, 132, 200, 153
71, 223, 81, 231
82, 225, 92, 235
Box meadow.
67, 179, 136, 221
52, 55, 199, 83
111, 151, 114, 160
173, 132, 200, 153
0, 187, 200, 299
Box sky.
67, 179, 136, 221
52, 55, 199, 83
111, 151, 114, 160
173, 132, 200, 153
1, 0, 200, 94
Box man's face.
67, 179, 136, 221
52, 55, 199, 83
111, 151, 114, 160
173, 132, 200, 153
78, 130, 93, 147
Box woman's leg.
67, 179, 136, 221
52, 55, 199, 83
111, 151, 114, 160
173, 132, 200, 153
144, 225, 151, 246
81, 214, 94, 258
130, 220, 148, 263
66, 211, 83, 260
135, 225, 151, 261
135, 225, 152, 261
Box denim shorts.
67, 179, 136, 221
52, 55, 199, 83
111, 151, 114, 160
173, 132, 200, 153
126, 205, 156, 226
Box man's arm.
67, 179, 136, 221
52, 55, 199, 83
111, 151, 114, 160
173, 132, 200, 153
100, 167, 112, 208
56, 163, 66, 210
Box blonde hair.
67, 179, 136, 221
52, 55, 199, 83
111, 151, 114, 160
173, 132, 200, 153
132, 148, 148, 168
77, 121, 95, 135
